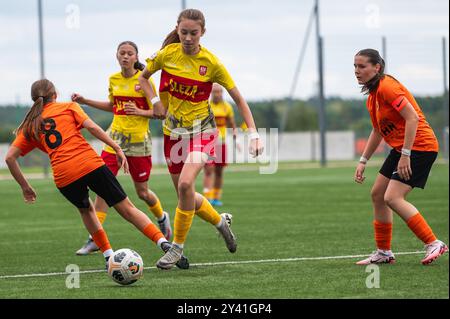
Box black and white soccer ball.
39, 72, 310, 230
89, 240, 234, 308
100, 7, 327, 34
107, 248, 144, 285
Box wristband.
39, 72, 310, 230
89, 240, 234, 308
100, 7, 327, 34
248, 131, 260, 140
150, 96, 160, 105
359, 156, 368, 164
401, 148, 411, 156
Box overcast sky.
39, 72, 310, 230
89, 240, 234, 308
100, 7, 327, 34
0, 0, 448, 105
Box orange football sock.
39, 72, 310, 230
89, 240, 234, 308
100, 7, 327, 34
195, 195, 221, 225
373, 220, 392, 251
91, 229, 112, 252
142, 223, 165, 244
174, 207, 195, 245
406, 213, 437, 245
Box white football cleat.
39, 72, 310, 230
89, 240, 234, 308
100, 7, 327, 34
76, 237, 99, 255
421, 240, 448, 265
156, 244, 183, 270
356, 249, 395, 265
216, 213, 237, 253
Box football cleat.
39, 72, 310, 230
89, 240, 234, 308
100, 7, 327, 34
211, 199, 223, 207
158, 212, 172, 240
216, 213, 237, 253
356, 249, 396, 265
156, 244, 183, 270
421, 240, 448, 265
76, 237, 100, 255
161, 242, 190, 270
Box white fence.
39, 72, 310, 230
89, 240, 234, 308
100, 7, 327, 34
0, 131, 355, 169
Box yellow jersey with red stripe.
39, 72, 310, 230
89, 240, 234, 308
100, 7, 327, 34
145, 43, 235, 136
105, 71, 156, 156
367, 76, 438, 152
211, 100, 234, 142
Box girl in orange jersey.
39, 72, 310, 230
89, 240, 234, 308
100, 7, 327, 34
5, 79, 188, 269
353, 49, 448, 265
71, 41, 172, 256
138, 8, 264, 270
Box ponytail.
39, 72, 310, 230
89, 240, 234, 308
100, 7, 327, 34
162, 29, 180, 49
134, 61, 145, 71
15, 79, 56, 141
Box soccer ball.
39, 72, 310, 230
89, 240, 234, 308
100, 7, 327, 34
107, 248, 144, 285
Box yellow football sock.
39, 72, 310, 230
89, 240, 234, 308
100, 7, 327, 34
96, 211, 107, 225
149, 199, 164, 220
195, 194, 221, 225
173, 207, 195, 245
213, 188, 222, 200
203, 188, 213, 200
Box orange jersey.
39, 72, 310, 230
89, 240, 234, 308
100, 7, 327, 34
12, 102, 105, 187
366, 76, 438, 152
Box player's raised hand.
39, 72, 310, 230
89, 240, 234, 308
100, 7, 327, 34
71, 93, 86, 104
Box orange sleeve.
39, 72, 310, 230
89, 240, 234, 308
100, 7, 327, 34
11, 132, 38, 156
379, 78, 409, 112
391, 96, 409, 112
69, 102, 90, 129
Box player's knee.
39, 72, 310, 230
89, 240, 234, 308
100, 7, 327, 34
383, 193, 398, 208
178, 180, 194, 196
370, 188, 385, 204
136, 189, 149, 201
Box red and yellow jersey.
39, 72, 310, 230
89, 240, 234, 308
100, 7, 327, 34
12, 102, 104, 188
211, 100, 234, 142
367, 76, 438, 152
145, 43, 235, 136
106, 71, 156, 156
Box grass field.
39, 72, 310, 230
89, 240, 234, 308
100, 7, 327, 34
0, 162, 448, 299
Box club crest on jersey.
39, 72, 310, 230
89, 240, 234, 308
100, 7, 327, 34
135, 84, 141, 92
199, 65, 208, 76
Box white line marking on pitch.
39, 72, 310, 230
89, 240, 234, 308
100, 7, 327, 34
0, 251, 427, 280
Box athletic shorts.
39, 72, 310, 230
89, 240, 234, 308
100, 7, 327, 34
379, 149, 438, 189
58, 165, 127, 208
101, 151, 152, 183
206, 143, 227, 167
164, 131, 218, 174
